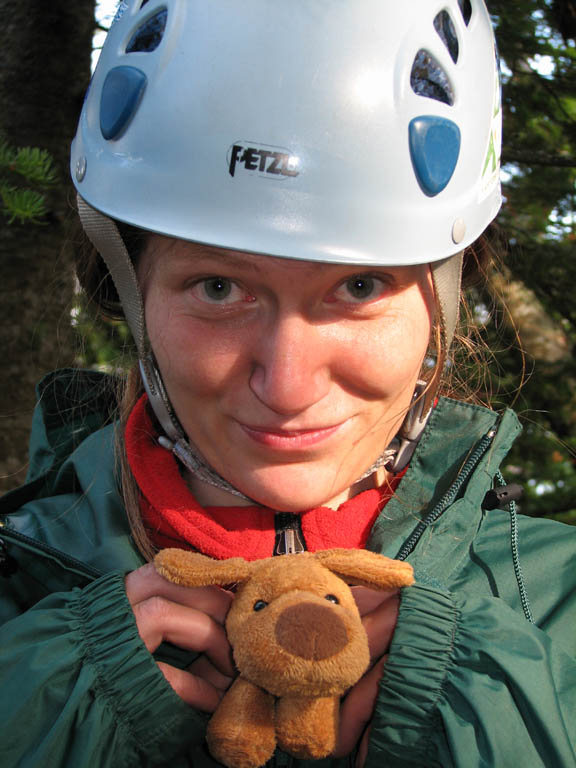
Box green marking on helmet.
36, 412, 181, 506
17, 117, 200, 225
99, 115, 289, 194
482, 132, 497, 177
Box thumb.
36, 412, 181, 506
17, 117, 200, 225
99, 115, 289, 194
333, 656, 387, 758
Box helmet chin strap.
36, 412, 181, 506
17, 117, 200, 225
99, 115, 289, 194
78, 197, 462, 502
139, 356, 255, 501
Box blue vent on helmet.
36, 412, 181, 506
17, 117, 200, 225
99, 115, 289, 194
409, 116, 461, 197
434, 10, 459, 63
126, 9, 168, 53
411, 50, 454, 105
100, 66, 147, 140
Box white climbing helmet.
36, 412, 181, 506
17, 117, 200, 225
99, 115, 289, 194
72, 0, 501, 267
71, 0, 502, 486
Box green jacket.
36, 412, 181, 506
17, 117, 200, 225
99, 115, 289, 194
0, 370, 574, 768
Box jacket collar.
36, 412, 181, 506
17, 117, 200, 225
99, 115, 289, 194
368, 397, 522, 582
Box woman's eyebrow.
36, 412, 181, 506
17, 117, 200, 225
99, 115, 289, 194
180, 246, 321, 273
166, 244, 264, 272
202, 249, 263, 271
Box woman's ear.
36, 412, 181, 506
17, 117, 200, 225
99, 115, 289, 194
314, 549, 414, 590
155, 549, 254, 587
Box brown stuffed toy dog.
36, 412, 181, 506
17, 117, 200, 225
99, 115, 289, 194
155, 548, 414, 768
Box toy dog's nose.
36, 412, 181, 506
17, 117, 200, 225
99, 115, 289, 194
275, 602, 349, 660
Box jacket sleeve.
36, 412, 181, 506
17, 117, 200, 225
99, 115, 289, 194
0, 570, 208, 768
367, 583, 576, 768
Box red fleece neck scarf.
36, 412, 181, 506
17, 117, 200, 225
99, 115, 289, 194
125, 395, 402, 561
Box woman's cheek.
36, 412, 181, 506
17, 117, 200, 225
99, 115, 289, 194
163, 324, 249, 399
328, 313, 430, 399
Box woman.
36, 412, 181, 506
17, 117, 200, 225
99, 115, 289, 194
1, 0, 575, 766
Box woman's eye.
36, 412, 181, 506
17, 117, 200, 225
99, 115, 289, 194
330, 275, 390, 304
202, 277, 233, 301
191, 277, 252, 305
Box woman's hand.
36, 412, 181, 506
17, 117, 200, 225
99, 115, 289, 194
125, 563, 236, 712
333, 587, 402, 766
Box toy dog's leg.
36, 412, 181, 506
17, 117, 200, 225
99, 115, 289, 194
275, 695, 339, 759
206, 677, 276, 768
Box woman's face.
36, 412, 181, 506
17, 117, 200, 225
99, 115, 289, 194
139, 237, 435, 511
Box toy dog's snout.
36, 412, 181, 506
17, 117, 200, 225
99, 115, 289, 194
275, 602, 348, 660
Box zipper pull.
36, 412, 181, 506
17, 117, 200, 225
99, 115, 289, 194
274, 513, 306, 556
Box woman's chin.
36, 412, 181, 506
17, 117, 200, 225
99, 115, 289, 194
229, 464, 373, 512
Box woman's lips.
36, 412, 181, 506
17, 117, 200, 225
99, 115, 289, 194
238, 422, 344, 449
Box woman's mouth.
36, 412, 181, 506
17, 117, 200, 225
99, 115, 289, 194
238, 422, 344, 450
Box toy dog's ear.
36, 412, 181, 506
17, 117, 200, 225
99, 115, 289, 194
314, 549, 414, 590
155, 549, 254, 587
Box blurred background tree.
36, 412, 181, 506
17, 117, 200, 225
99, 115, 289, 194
479, 0, 576, 522
0, 1, 574, 522
0, 0, 95, 491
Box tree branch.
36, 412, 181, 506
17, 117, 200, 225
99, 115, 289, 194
502, 148, 576, 167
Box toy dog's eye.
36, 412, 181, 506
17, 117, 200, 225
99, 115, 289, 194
253, 600, 269, 611
325, 594, 339, 604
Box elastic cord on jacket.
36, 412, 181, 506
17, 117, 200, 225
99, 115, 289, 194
395, 425, 534, 623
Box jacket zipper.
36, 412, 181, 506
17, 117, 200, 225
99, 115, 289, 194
273, 513, 306, 556
395, 425, 498, 561
0, 524, 102, 581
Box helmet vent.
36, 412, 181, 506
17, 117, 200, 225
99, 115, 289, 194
126, 8, 168, 53
411, 50, 454, 106
457, 0, 472, 26
434, 11, 459, 63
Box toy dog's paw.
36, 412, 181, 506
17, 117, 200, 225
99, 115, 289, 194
207, 728, 276, 768
275, 696, 339, 759
207, 678, 276, 768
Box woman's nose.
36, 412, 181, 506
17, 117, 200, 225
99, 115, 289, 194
249, 314, 332, 415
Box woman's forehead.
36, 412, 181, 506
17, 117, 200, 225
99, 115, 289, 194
143, 234, 428, 279
145, 235, 337, 272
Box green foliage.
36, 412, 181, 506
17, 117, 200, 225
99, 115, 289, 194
0, 135, 57, 224
1, 186, 48, 224
11, 146, 58, 186
73, 298, 136, 374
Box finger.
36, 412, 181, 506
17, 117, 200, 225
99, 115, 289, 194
126, 563, 233, 623
333, 656, 387, 758
133, 596, 235, 675
355, 724, 372, 768
361, 595, 400, 660
156, 662, 224, 712
351, 586, 400, 616
187, 655, 235, 692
